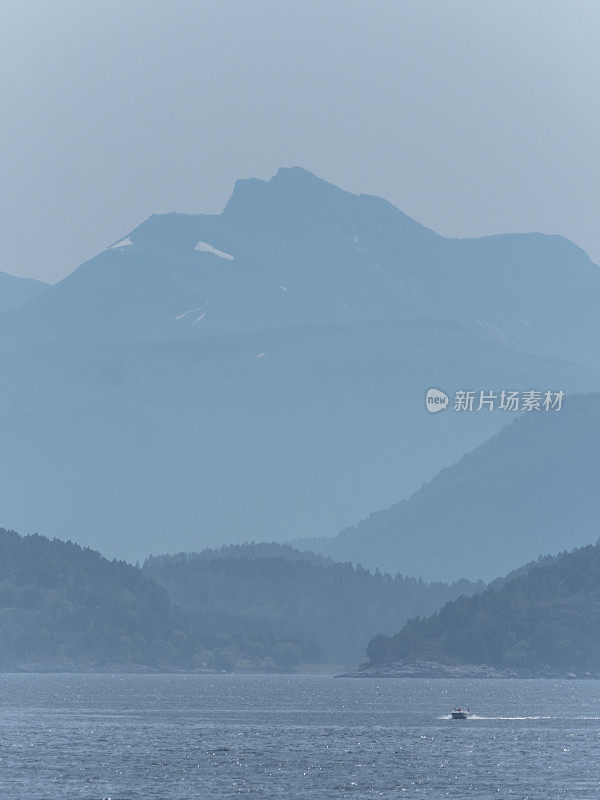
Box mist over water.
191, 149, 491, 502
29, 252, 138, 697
1, 673, 599, 799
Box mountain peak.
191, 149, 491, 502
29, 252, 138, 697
223, 166, 353, 218
271, 165, 334, 186
274, 165, 315, 178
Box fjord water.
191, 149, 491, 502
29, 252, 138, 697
1, 674, 599, 798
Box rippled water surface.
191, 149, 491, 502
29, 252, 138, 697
1, 673, 599, 798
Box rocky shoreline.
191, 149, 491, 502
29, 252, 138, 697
338, 660, 600, 679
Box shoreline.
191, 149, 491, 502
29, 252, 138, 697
338, 660, 600, 680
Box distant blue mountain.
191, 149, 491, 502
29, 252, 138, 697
4, 167, 600, 367
0, 168, 599, 562
0, 269, 47, 313
299, 394, 600, 582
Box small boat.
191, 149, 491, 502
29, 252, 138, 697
451, 708, 469, 719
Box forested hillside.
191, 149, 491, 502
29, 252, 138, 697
0, 529, 315, 672
143, 543, 483, 663
0, 528, 188, 670
365, 543, 600, 675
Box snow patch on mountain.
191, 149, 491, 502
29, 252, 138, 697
110, 238, 133, 249
194, 241, 234, 260
172, 307, 204, 322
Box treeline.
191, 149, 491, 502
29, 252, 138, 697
0, 529, 315, 672
365, 543, 600, 674
0, 528, 186, 670
143, 543, 483, 663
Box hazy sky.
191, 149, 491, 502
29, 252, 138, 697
2, 0, 599, 283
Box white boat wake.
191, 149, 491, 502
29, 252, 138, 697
437, 714, 599, 720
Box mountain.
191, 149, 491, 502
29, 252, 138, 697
3, 168, 600, 368
142, 542, 483, 664
0, 527, 189, 670
364, 542, 600, 676
299, 394, 600, 582
0, 167, 599, 559
0, 269, 47, 313
0, 528, 319, 672
0, 320, 594, 560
